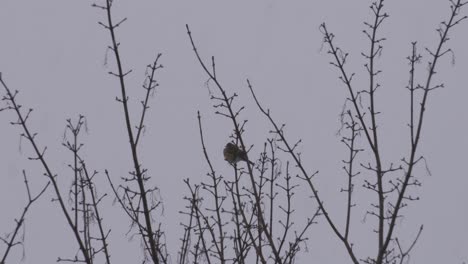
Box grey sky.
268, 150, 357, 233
1, 0, 467, 263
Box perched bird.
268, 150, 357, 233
223, 142, 254, 165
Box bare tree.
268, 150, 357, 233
1, 0, 467, 264
92, 0, 166, 263
177, 109, 320, 264
1, 74, 111, 263
0, 0, 164, 262
0, 170, 49, 264
1, 75, 97, 264
183, 0, 467, 264
60, 115, 112, 263
316, 1, 467, 263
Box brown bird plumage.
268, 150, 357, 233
223, 143, 254, 165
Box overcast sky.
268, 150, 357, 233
1, 1, 467, 263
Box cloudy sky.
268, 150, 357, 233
1, 1, 467, 263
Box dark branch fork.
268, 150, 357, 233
0, 170, 49, 264
186, 24, 320, 264
186, 24, 282, 264
1, 75, 93, 264
320, 0, 467, 263
93, 0, 165, 263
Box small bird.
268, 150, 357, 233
223, 142, 254, 165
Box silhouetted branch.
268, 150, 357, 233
321, 1, 467, 263
247, 80, 360, 264
340, 111, 363, 241
380, 2, 467, 262
1, 75, 92, 264
62, 115, 112, 264
93, 0, 165, 262
0, 171, 49, 264
396, 225, 423, 264
186, 24, 281, 263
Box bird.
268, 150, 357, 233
223, 142, 254, 165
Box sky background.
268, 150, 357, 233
1, 0, 467, 263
